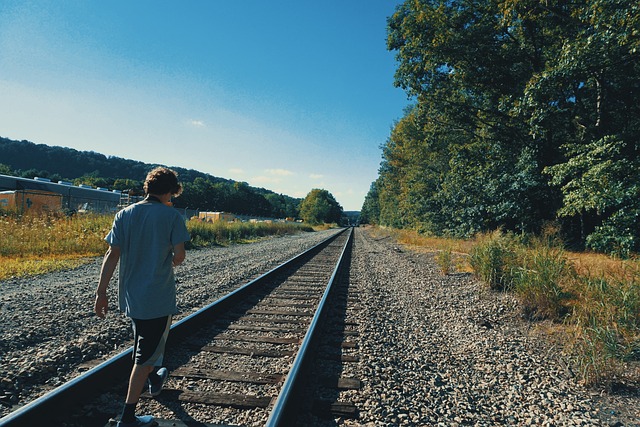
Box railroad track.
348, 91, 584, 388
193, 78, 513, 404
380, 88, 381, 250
0, 227, 358, 427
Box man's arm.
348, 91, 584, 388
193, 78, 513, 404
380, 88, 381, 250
173, 242, 186, 267
94, 245, 120, 318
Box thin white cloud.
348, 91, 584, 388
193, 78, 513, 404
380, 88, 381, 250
266, 168, 294, 176
189, 119, 206, 127
309, 173, 324, 179
229, 168, 244, 175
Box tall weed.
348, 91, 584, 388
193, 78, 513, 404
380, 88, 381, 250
0, 212, 111, 257
569, 271, 640, 385
0, 212, 112, 280
471, 228, 573, 321
435, 247, 454, 275
512, 236, 573, 321
469, 230, 519, 290
570, 324, 624, 387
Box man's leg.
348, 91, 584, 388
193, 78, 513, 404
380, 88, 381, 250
119, 316, 170, 425
119, 364, 154, 424
126, 364, 155, 404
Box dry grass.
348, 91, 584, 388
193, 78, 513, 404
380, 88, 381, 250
391, 227, 639, 284
0, 212, 112, 280
186, 219, 313, 248
0, 255, 90, 280
568, 250, 640, 281
311, 223, 340, 231
389, 228, 474, 273
0, 212, 111, 257
0, 212, 313, 281
393, 228, 475, 254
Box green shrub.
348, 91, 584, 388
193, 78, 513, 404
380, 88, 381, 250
585, 207, 640, 259
435, 247, 454, 275
469, 230, 519, 290
512, 239, 572, 321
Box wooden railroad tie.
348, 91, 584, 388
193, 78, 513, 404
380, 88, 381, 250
150, 419, 228, 427
246, 309, 313, 316
312, 400, 358, 419
319, 376, 362, 390
211, 333, 300, 345
145, 389, 273, 409
171, 367, 283, 384
201, 345, 294, 358
226, 324, 308, 333
236, 315, 310, 325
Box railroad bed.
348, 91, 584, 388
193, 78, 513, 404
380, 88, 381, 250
0, 228, 341, 419
1, 227, 638, 426
1, 228, 358, 426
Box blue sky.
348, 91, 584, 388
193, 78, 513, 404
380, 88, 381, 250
0, 1, 409, 211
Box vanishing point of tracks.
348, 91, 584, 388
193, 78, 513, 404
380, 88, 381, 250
0, 227, 358, 427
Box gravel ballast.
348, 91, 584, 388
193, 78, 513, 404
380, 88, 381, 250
342, 228, 639, 427
0, 229, 339, 418
1, 226, 638, 426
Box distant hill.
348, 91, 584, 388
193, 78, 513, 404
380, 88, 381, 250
0, 136, 232, 185
0, 136, 301, 217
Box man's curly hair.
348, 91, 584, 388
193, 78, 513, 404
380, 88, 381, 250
143, 167, 183, 196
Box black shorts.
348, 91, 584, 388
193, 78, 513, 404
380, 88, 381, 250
131, 316, 172, 366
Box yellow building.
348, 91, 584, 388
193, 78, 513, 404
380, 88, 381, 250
0, 190, 63, 213
198, 211, 236, 223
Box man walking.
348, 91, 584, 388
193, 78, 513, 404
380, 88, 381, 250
95, 167, 190, 427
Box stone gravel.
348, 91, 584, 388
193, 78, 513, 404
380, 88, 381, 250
1, 226, 638, 426
334, 227, 639, 427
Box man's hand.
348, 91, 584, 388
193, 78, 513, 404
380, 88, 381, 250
95, 294, 108, 318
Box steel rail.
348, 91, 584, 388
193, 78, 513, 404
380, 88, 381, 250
266, 226, 353, 426
0, 228, 347, 427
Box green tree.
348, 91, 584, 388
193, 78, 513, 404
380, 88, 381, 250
179, 177, 229, 211
0, 163, 13, 175
73, 173, 109, 188
519, 0, 640, 254
380, 0, 640, 253
225, 182, 272, 216
376, 107, 446, 231
384, 0, 553, 236
265, 193, 300, 218
112, 178, 142, 192
547, 137, 640, 257
299, 189, 343, 225
360, 181, 381, 225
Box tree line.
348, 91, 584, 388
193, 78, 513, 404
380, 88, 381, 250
361, 0, 640, 257
0, 137, 343, 223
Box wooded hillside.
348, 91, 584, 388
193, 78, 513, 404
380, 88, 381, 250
0, 137, 301, 218
362, 0, 640, 257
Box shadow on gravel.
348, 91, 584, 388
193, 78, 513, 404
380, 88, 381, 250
608, 380, 640, 396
